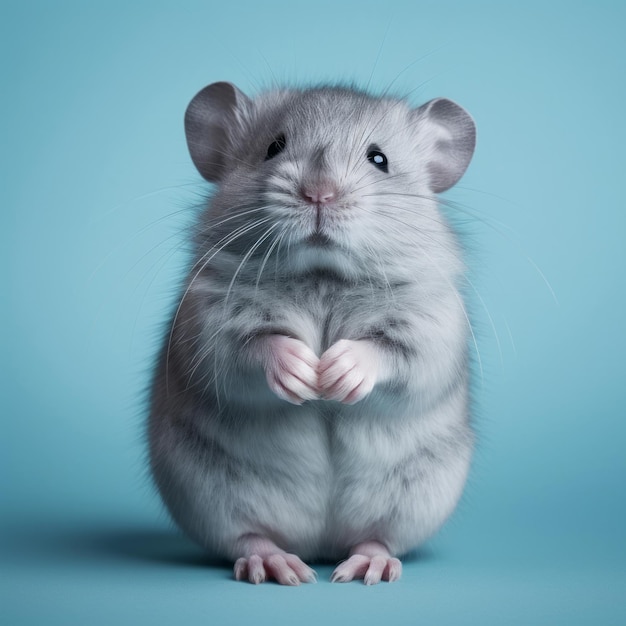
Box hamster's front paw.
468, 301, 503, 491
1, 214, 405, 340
318, 339, 379, 404
263, 335, 320, 405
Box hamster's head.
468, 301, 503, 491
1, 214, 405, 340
185, 82, 475, 281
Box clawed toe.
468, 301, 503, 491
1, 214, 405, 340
331, 555, 402, 584
331, 541, 402, 584
234, 553, 317, 586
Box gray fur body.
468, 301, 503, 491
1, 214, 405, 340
149, 83, 476, 564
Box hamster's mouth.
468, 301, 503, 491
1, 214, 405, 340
304, 231, 333, 247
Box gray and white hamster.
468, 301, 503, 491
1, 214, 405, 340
148, 81, 476, 585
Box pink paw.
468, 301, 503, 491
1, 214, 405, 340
263, 335, 320, 405
234, 553, 317, 586
330, 541, 402, 585
318, 339, 379, 404
233, 534, 317, 585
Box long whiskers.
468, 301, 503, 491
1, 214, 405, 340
223, 221, 284, 308
359, 187, 558, 304
212, 220, 285, 404
165, 214, 275, 395
255, 224, 291, 293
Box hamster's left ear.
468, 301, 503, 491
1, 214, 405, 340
413, 98, 476, 193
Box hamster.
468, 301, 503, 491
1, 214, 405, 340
148, 81, 476, 585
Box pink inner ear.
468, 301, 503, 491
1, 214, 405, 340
425, 102, 476, 193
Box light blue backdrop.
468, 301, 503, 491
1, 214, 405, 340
2, 1, 625, 625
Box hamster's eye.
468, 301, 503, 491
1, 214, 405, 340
265, 134, 286, 160
367, 146, 388, 173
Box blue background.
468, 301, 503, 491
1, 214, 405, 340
2, 1, 625, 624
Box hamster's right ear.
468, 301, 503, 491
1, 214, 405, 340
184, 82, 251, 182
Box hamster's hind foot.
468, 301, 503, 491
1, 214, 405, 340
233, 534, 317, 585
330, 540, 402, 585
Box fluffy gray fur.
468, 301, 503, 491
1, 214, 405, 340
149, 82, 476, 571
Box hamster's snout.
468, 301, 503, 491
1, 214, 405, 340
299, 181, 339, 206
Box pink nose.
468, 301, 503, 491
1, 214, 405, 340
301, 183, 337, 205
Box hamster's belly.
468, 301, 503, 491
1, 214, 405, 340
153, 391, 471, 561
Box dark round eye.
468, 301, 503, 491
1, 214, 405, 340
367, 147, 388, 173
265, 134, 286, 160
